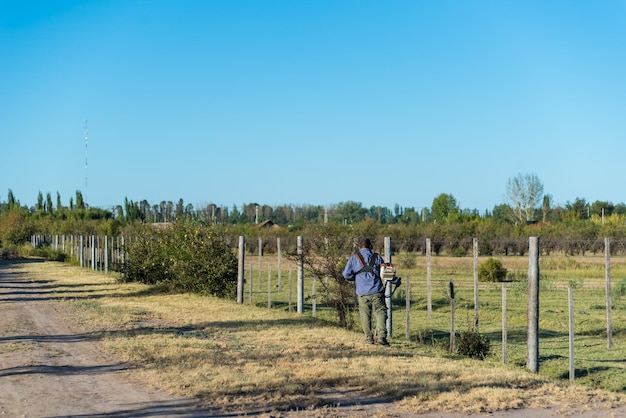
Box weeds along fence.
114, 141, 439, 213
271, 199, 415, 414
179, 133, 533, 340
31, 234, 626, 387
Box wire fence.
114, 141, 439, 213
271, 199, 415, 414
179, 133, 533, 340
30, 233, 625, 384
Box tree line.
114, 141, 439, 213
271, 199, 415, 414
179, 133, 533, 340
3, 184, 626, 227
3, 171, 626, 256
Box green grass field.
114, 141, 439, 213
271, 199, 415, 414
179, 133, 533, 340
246, 253, 626, 393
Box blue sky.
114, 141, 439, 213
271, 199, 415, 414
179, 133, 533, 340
2, 1, 626, 213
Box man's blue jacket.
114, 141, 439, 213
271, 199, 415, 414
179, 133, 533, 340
342, 248, 385, 296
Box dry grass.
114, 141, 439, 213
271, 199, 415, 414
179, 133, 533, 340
6, 259, 626, 415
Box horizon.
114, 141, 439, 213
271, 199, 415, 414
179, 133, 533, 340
4, 188, 623, 216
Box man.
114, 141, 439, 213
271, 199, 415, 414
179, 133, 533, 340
342, 238, 389, 346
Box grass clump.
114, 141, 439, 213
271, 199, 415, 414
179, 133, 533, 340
456, 328, 491, 360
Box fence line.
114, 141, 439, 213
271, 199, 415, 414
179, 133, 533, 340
30, 234, 620, 377
31, 234, 126, 273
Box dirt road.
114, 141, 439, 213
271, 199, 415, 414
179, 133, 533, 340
0, 262, 216, 417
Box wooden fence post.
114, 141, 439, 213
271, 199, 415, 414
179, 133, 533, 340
384, 236, 393, 338
502, 283, 508, 364
258, 237, 262, 290
405, 275, 411, 341
426, 238, 432, 320
121, 235, 124, 264
289, 267, 293, 313
96, 236, 100, 271
91, 235, 96, 271
267, 263, 272, 308
277, 237, 282, 291
80, 236, 84, 268
568, 286, 575, 382
605, 237, 613, 349
237, 236, 245, 304
527, 236, 540, 373
473, 237, 479, 328
449, 279, 455, 353
297, 236, 304, 314
249, 262, 253, 305
104, 236, 109, 273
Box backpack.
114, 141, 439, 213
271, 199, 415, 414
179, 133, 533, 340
354, 251, 381, 278
353, 250, 402, 295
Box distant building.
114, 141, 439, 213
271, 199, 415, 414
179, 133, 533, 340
258, 219, 279, 229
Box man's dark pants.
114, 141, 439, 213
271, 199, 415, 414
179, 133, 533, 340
358, 291, 387, 342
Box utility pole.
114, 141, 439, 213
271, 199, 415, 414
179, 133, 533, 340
84, 119, 88, 205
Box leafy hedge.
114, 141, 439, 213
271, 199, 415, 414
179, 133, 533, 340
120, 220, 237, 298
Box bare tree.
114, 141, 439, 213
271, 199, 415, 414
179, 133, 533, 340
506, 173, 544, 224
285, 224, 358, 328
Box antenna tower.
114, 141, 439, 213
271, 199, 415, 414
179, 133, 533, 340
84, 119, 88, 205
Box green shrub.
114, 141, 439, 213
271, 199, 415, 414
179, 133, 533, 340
0, 209, 34, 246
478, 257, 507, 282
121, 220, 237, 298
121, 230, 169, 285
31, 247, 68, 262
456, 328, 491, 360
